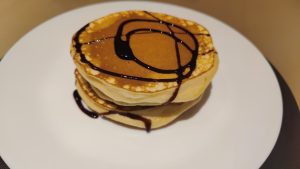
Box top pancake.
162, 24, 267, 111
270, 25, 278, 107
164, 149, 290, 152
71, 10, 217, 94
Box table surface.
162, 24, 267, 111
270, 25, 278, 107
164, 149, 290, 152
1, 1, 300, 169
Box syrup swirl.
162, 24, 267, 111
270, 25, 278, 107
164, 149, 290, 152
74, 12, 202, 78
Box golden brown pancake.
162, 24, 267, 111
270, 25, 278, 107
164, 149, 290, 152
70, 10, 218, 131
75, 70, 202, 130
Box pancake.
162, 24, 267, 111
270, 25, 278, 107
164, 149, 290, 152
71, 10, 218, 106
74, 70, 202, 130
70, 10, 219, 131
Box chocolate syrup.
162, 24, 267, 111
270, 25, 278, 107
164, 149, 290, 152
73, 90, 99, 118
73, 90, 151, 132
72, 11, 210, 131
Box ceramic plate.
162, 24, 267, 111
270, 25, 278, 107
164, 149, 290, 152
0, 2, 282, 169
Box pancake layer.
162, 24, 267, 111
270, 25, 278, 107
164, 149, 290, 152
75, 70, 202, 130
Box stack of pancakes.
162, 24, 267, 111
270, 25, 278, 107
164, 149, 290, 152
70, 10, 218, 131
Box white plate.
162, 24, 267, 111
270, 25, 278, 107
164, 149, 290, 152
0, 1, 282, 169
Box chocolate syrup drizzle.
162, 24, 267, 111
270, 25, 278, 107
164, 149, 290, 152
73, 90, 99, 118
72, 11, 212, 131
73, 90, 151, 132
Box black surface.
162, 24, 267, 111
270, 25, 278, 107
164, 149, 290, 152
0, 156, 9, 169
0, 65, 299, 169
260, 66, 300, 169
